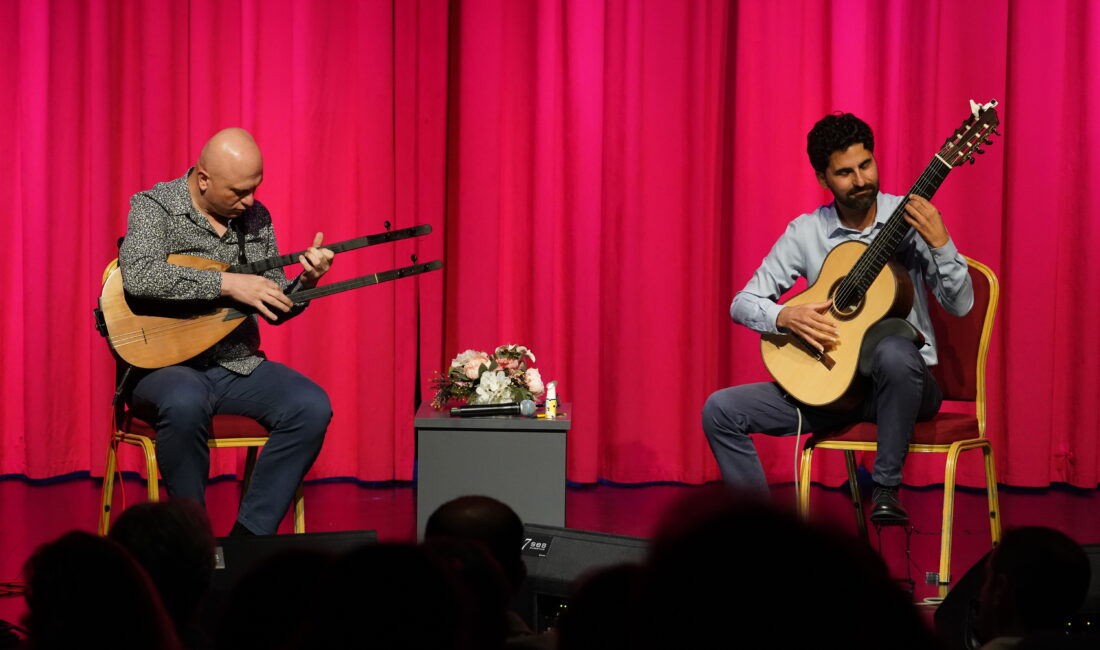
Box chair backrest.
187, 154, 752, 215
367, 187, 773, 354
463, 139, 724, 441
927, 257, 998, 431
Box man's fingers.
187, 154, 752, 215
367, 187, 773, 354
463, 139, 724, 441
255, 301, 279, 321
313, 232, 324, 248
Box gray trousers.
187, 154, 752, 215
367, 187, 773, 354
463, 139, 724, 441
129, 360, 331, 534
702, 336, 942, 490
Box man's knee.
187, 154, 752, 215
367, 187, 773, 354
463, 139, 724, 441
871, 336, 923, 378
141, 369, 213, 425
702, 388, 749, 439
285, 382, 333, 437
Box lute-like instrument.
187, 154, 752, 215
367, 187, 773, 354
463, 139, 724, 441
96, 224, 441, 369
760, 100, 1000, 408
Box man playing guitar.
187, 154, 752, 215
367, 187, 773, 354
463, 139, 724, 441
119, 127, 335, 536
702, 113, 974, 523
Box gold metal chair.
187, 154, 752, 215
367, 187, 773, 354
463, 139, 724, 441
797, 256, 1001, 598
97, 259, 305, 535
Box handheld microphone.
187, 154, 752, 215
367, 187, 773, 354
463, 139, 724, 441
450, 400, 537, 417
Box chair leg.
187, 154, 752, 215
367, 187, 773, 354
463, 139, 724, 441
797, 446, 814, 517
293, 484, 306, 533
99, 438, 120, 535
938, 443, 965, 598
135, 437, 160, 502
983, 442, 1002, 546
845, 450, 867, 540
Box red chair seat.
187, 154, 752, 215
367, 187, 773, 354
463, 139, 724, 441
814, 412, 980, 446
122, 414, 270, 440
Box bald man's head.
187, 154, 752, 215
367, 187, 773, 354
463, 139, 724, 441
191, 127, 264, 220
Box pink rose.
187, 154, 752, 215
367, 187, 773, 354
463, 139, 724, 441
496, 357, 521, 371
463, 355, 492, 380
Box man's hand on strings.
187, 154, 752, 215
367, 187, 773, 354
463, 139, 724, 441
220, 272, 294, 322
904, 195, 950, 249
298, 232, 335, 289
777, 300, 838, 353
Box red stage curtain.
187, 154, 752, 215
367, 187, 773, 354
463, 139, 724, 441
2, 0, 1097, 489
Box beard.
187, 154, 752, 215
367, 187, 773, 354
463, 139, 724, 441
835, 184, 878, 212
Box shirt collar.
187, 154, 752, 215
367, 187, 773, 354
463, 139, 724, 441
825, 192, 890, 237
152, 169, 198, 217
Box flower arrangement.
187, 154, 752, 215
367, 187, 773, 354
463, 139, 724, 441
431, 344, 545, 408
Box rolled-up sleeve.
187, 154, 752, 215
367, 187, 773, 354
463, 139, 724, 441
922, 238, 973, 317
730, 222, 806, 334
119, 194, 222, 300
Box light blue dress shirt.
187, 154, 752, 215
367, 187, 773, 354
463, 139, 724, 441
731, 192, 973, 366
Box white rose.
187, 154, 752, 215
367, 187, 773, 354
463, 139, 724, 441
451, 349, 489, 368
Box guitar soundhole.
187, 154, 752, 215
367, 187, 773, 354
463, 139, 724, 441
827, 276, 864, 321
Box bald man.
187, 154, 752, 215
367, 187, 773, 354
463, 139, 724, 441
119, 128, 334, 535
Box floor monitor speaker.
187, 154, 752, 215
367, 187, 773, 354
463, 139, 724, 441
514, 524, 647, 632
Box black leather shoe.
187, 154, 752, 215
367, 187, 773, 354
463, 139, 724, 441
870, 485, 909, 525
229, 520, 256, 537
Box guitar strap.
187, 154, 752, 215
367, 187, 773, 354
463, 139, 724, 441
233, 219, 248, 265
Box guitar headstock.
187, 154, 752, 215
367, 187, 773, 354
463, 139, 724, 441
939, 99, 1001, 168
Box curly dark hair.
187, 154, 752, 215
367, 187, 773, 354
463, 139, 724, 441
807, 113, 874, 173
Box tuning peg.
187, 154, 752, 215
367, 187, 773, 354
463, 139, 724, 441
984, 138, 994, 145
384, 220, 392, 231
968, 157, 976, 165
411, 254, 418, 264
992, 128, 1001, 136
975, 147, 985, 154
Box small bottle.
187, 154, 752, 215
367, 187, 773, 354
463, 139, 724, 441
545, 381, 558, 420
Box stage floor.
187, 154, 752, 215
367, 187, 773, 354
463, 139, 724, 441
2, 476, 1098, 626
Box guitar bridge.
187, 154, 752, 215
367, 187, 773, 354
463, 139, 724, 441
793, 334, 836, 370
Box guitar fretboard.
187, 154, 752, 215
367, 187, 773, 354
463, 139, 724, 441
227, 224, 432, 275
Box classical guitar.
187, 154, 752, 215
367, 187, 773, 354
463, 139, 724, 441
760, 100, 1000, 408
97, 224, 441, 369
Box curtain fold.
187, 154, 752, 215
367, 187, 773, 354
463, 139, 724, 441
2, 0, 1097, 488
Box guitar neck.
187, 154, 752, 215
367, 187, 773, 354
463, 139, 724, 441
223, 260, 443, 320
840, 156, 954, 304
226, 224, 432, 275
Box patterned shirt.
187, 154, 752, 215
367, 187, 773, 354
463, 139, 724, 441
118, 169, 306, 375
730, 192, 973, 366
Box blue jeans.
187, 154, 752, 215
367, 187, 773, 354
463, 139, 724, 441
702, 336, 942, 491
129, 360, 331, 534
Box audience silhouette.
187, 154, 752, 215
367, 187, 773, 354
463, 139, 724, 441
22, 530, 180, 650
977, 526, 1092, 649
108, 499, 216, 650
20, 493, 1095, 650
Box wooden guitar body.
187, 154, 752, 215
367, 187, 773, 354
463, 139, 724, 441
99, 255, 246, 369
760, 240, 914, 409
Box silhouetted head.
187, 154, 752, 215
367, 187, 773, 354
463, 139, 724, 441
640, 489, 937, 650
108, 500, 215, 639
425, 495, 527, 593
979, 526, 1090, 639
23, 531, 179, 650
